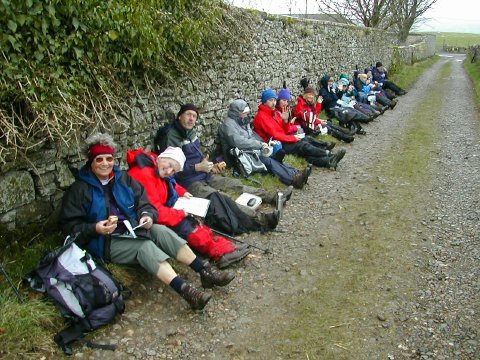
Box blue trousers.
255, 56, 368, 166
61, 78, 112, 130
260, 156, 297, 185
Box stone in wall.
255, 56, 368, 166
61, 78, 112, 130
0, 171, 35, 214
16, 200, 53, 225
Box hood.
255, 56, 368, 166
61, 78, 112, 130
320, 74, 332, 89
227, 99, 251, 125
126, 149, 157, 169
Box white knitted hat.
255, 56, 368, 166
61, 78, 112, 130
158, 147, 186, 171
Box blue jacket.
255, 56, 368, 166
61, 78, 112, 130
372, 66, 388, 84
59, 165, 157, 259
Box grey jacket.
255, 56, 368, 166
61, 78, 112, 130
218, 99, 264, 158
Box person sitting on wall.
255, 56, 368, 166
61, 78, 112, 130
127, 146, 251, 269
154, 103, 285, 232
217, 98, 312, 189
253, 89, 346, 170
58, 133, 235, 311
371, 62, 407, 96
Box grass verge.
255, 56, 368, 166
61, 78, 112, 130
390, 55, 441, 90
464, 51, 480, 107
272, 61, 452, 359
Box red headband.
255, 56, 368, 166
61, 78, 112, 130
88, 144, 115, 161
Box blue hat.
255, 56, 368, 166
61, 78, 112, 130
261, 89, 278, 104
277, 88, 291, 101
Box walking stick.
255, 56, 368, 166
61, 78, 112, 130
0, 264, 25, 303
211, 228, 271, 254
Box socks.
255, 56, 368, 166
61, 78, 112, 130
169, 276, 186, 294
189, 257, 205, 273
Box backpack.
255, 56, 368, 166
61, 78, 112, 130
25, 234, 127, 355
228, 148, 267, 177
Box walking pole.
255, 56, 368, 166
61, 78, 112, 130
211, 228, 271, 254
0, 264, 25, 303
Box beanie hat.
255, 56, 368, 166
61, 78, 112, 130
338, 78, 349, 86
364, 68, 371, 74
177, 103, 199, 118
376, 62, 383, 68
304, 87, 316, 95
277, 88, 291, 101
158, 146, 186, 171
339, 73, 349, 80
261, 89, 278, 104
87, 144, 115, 161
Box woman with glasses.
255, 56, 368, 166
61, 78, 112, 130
58, 133, 235, 310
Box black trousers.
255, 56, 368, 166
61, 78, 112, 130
282, 138, 330, 167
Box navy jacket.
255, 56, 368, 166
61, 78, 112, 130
59, 165, 157, 259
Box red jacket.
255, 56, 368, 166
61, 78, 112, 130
253, 104, 298, 143
292, 96, 322, 130
126, 149, 188, 227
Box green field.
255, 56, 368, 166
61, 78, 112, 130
421, 31, 480, 51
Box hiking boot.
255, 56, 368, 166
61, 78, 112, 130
292, 164, 313, 189
258, 210, 281, 230
179, 282, 211, 310
389, 99, 398, 109
200, 261, 236, 287
329, 149, 346, 171
398, 90, 407, 95
325, 142, 336, 151
215, 246, 251, 269
356, 128, 367, 135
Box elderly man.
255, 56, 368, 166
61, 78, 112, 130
253, 89, 346, 170
59, 133, 235, 310
218, 99, 312, 189
154, 103, 286, 231
127, 146, 251, 269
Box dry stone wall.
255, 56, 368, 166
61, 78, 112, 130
0, 10, 436, 229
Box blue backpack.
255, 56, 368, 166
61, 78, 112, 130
25, 234, 127, 355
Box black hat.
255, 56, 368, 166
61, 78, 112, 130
177, 103, 199, 118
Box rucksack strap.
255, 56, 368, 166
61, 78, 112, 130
54, 323, 116, 355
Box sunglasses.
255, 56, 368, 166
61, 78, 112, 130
94, 156, 114, 163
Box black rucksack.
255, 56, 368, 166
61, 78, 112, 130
25, 234, 127, 355
205, 192, 262, 235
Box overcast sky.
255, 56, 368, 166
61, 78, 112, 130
228, 0, 480, 34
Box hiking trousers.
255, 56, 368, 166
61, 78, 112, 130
260, 155, 297, 185
282, 138, 331, 168
110, 224, 186, 275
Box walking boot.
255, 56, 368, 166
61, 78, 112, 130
179, 282, 211, 310
258, 210, 281, 230
200, 261, 236, 287
215, 246, 251, 269
325, 142, 336, 151
292, 164, 313, 189
329, 149, 346, 170
389, 98, 398, 109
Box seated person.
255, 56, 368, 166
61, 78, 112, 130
127, 146, 251, 269
154, 104, 284, 232
58, 133, 235, 311
292, 86, 327, 135
372, 61, 406, 96
218, 99, 312, 189
253, 89, 346, 170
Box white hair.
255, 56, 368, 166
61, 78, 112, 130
84, 132, 117, 156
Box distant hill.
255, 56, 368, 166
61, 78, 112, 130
420, 32, 480, 51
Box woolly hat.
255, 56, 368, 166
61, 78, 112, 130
87, 144, 115, 162
177, 103, 199, 118
376, 62, 383, 68
261, 89, 277, 103
339, 73, 349, 80
338, 78, 349, 86
277, 88, 291, 101
158, 146, 186, 171
304, 87, 316, 95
